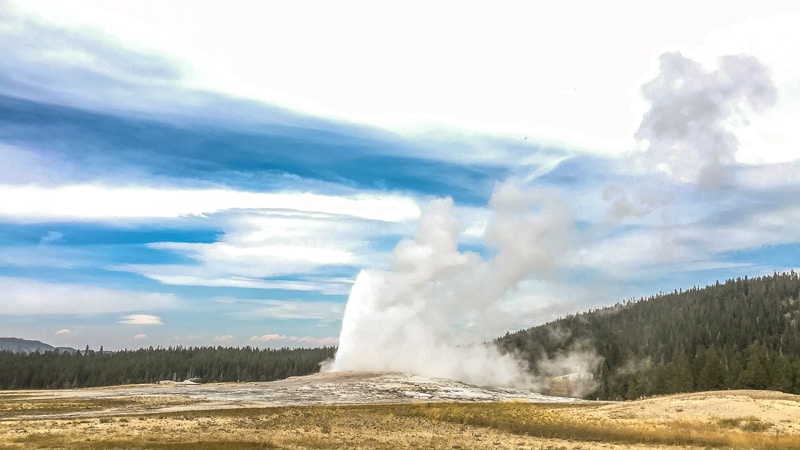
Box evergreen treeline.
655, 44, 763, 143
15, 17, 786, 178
497, 272, 800, 400
0, 345, 336, 389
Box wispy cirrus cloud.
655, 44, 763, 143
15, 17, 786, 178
2, 277, 179, 315
0, 4, 190, 114
114, 209, 407, 292
134, 274, 353, 296
0, 184, 420, 223
227, 299, 345, 321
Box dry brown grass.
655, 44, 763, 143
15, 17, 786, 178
2, 391, 799, 449
392, 402, 800, 449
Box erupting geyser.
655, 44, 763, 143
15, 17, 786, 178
330, 51, 778, 391
330, 180, 572, 388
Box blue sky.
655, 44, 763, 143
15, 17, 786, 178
2, 0, 800, 350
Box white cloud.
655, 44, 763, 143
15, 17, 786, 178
130, 273, 353, 296
249, 334, 338, 347
232, 300, 345, 321
55, 328, 72, 335
570, 200, 800, 279
694, 15, 800, 165
115, 210, 403, 291
1, 278, 179, 315
212, 335, 234, 344
0, 144, 79, 184
119, 314, 163, 325
133, 333, 147, 340
0, 246, 90, 269
0, 184, 420, 223
736, 160, 800, 190
287, 336, 338, 346
249, 334, 285, 342
634, 52, 777, 189
40, 231, 64, 244
12, 1, 800, 156
152, 242, 354, 271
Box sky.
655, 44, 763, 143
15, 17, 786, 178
1, 0, 800, 350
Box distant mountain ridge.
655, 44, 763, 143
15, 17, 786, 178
0, 337, 76, 354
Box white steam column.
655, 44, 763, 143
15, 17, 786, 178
330, 183, 571, 388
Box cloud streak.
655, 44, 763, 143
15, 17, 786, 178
231, 300, 345, 321
0, 184, 420, 223
119, 315, 163, 326
1, 277, 179, 315
113, 209, 406, 292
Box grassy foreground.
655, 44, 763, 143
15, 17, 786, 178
2, 394, 800, 450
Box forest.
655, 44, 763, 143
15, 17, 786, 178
497, 272, 800, 400
0, 345, 335, 389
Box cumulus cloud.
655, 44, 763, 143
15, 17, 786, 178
249, 334, 285, 342
133, 334, 147, 340
635, 52, 777, 189
119, 314, 163, 326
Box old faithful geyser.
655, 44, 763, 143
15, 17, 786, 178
330, 181, 572, 388
331, 51, 777, 391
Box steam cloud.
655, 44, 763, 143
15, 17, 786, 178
636, 52, 777, 189
330, 180, 589, 388
330, 51, 776, 392
605, 52, 777, 220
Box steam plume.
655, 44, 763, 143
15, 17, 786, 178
331, 52, 776, 390
604, 52, 777, 221
330, 180, 577, 388
636, 52, 777, 189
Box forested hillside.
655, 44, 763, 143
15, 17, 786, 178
0, 345, 335, 389
497, 272, 800, 400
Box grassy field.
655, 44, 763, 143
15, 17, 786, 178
2, 391, 800, 449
